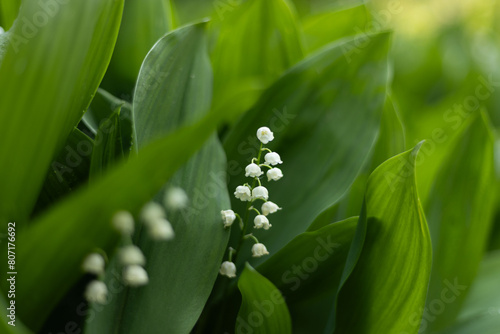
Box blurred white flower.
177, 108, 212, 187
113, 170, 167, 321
148, 218, 175, 240
0, 27, 4, 34
245, 163, 263, 178
252, 186, 269, 200
254, 215, 271, 230
219, 261, 237, 278
262, 201, 281, 216
84, 280, 107, 304
119, 245, 146, 266
234, 185, 252, 201
264, 152, 282, 166
111, 211, 135, 236
82, 253, 105, 275
164, 187, 189, 210
267, 168, 283, 181
221, 210, 236, 228
251, 243, 269, 257
123, 265, 149, 287
140, 202, 165, 224
256, 127, 274, 144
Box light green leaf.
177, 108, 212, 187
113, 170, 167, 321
211, 0, 304, 121
258, 217, 357, 333
237, 263, 292, 334
224, 32, 391, 259
424, 112, 497, 332
0, 0, 20, 30
334, 143, 433, 334
0, 0, 124, 225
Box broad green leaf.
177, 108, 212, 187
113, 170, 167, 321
224, 32, 391, 260
211, 0, 304, 121
86, 22, 230, 334
334, 143, 433, 334
423, 112, 497, 332
302, 5, 371, 53
102, 0, 175, 93
258, 217, 357, 333
237, 263, 292, 334
0, 0, 123, 225
32, 128, 94, 217
0, 0, 20, 30
291, 0, 365, 16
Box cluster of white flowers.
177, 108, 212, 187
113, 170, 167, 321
219, 127, 283, 279
83, 188, 188, 303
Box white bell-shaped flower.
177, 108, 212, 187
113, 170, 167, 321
140, 202, 165, 224
254, 215, 271, 230
221, 210, 236, 228
262, 201, 281, 216
84, 280, 108, 304
119, 245, 146, 266
234, 185, 252, 201
164, 187, 189, 210
251, 243, 269, 257
123, 265, 149, 287
245, 163, 263, 178
252, 186, 269, 200
148, 218, 175, 240
219, 261, 237, 278
267, 168, 283, 181
112, 211, 135, 236
82, 253, 105, 275
256, 127, 274, 144
264, 152, 282, 166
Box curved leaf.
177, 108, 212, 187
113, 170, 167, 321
334, 143, 433, 334
237, 263, 292, 334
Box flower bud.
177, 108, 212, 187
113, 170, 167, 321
112, 211, 135, 236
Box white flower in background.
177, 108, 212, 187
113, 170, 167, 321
254, 215, 271, 230
234, 185, 252, 201
119, 245, 146, 266
148, 218, 175, 240
84, 280, 108, 304
82, 253, 105, 275
251, 243, 269, 257
267, 168, 283, 181
264, 152, 282, 166
262, 201, 281, 216
0, 27, 4, 34
111, 211, 135, 236
140, 202, 165, 224
245, 163, 263, 178
256, 127, 274, 144
219, 261, 237, 278
221, 210, 236, 228
252, 186, 269, 200
164, 187, 189, 210
123, 265, 149, 287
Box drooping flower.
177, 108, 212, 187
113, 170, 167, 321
234, 185, 252, 201
219, 261, 237, 278
123, 265, 149, 287
254, 215, 271, 230
164, 187, 189, 210
112, 211, 135, 236
147, 218, 175, 240
221, 210, 236, 228
256, 127, 274, 144
82, 253, 105, 275
84, 280, 108, 304
264, 152, 282, 166
267, 168, 283, 181
252, 186, 269, 200
251, 243, 269, 257
262, 201, 281, 216
119, 245, 146, 266
140, 202, 165, 223
245, 163, 263, 178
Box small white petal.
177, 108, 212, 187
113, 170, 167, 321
148, 218, 175, 240
264, 152, 282, 166
245, 163, 263, 178
82, 253, 105, 275
267, 168, 283, 181
84, 281, 108, 304
251, 243, 269, 257
234, 185, 252, 201
219, 261, 237, 278
111, 211, 135, 235
262, 201, 281, 216
254, 215, 271, 230
221, 210, 236, 228
164, 187, 189, 210
119, 245, 146, 266
140, 202, 165, 225
252, 186, 269, 201
256, 127, 274, 144
123, 265, 149, 287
